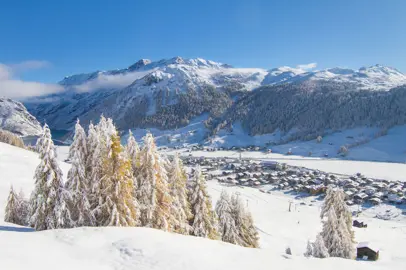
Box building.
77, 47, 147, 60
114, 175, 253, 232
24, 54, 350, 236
357, 242, 379, 261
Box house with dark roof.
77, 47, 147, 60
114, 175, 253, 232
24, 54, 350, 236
357, 242, 379, 261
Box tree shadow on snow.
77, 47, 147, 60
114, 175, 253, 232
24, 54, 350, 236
0, 225, 34, 232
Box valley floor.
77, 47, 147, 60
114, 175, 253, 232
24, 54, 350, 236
1, 142, 405, 269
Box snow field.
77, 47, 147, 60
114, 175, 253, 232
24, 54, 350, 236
0, 142, 405, 269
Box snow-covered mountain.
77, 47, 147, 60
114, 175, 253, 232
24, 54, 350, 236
0, 98, 42, 136
23, 58, 406, 144
25, 57, 267, 131
262, 64, 406, 90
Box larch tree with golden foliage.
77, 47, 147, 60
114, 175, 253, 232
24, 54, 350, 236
189, 166, 219, 240
93, 133, 138, 226
168, 153, 192, 234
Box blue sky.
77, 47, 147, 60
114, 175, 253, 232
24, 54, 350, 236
0, 0, 405, 84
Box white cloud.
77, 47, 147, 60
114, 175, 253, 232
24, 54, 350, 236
0, 61, 63, 100
296, 63, 317, 71
10, 60, 51, 73
0, 63, 12, 80
74, 69, 154, 93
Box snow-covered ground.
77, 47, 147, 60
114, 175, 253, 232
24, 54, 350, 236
1, 142, 405, 269
118, 117, 406, 164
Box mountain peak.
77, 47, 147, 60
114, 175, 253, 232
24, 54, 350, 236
128, 59, 152, 70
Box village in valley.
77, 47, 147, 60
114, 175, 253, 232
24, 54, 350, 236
180, 149, 406, 210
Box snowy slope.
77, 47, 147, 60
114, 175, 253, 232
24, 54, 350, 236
1, 142, 405, 269
25, 57, 268, 131
24, 58, 406, 133
0, 98, 42, 136
262, 64, 406, 90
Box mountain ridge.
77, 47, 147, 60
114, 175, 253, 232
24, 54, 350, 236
22, 57, 406, 146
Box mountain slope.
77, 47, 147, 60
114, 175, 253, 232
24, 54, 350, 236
25, 57, 267, 131
262, 64, 406, 90
0, 98, 42, 136
23, 58, 406, 147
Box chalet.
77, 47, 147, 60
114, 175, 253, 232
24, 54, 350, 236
364, 187, 377, 196
372, 192, 384, 199
346, 200, 355, 206
354, 193, 369, 203
344, 190, 354, 199
357, 242, 379, 261
261, 161, 278, 170
369, 198, 382, 205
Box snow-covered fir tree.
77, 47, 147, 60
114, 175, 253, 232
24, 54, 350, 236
168, 153, 192, 234
312, 234, 329, 258
126, 130, 140, 175
189, 166, 219, 239
136, 133, 173, 230
4, 186, 20, 224
215, 190, 239, 244
65, 119, 95, 227
304, 240, 314, 257
17, 190, 29, 226
88, 116, 115, 213
231, 193, 259, 248
29, 123, 68, 230
320, 187, 355, 258
320, 207, 355, 259
93, 133, 138, 226
86, 122, 97, 173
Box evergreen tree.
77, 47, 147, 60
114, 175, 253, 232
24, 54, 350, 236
168, 153, 192, 234
93, 133, 138, 226
137, 133, 173, 230
4, 186, 19, 224
321, 208, 344, 257
126, 130, 140, 174
231, 193, 259, 248
304, 240, 313, 257
29, 124, 67, 230
312, 234, 329, 258
17, 190, 29, 226
215, 190, 239, 244
86, 122, 97, 173
189, 166, 219, 239
88, 116, 113, 213
321, 187, 355, 246
65, 119, 95, 227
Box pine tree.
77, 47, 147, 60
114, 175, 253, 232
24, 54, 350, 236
93, 133, 138, 226
86, 122, 97, 173
17, 190, 29, 226
189, 166, 219, 239
168, 153, 192, 234
304, 240, 313, 257
322, 208, 343, 257
126, 130, 140, 174
312, 234, 329, 258
29, 123, 67, 231
231, 193, 259, 248
137, 133, 173, 230
215, 190, 239, 244
4, 186, 19, 224
320, 187, 355, 257
88, 116, 114, 213
65, 119, 95, 227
